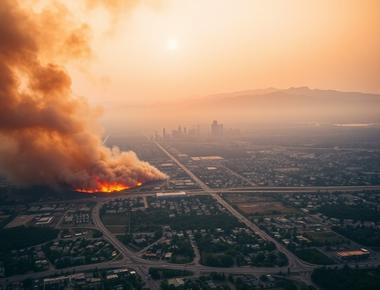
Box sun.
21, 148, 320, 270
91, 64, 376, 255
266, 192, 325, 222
166, 38, 178, 51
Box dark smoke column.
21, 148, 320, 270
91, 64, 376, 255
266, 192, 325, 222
0, 0, 167, 191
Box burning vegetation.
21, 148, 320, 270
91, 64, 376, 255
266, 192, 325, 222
0, 0, 167, 192
75, 178, 143, 193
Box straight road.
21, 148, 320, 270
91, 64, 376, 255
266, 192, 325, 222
153, 141, 314, 271
217, 185, 380, 192
23, 184, 380, 209
3, 142, 380, 287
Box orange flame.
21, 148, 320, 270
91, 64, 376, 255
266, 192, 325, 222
75, 179, 142, 193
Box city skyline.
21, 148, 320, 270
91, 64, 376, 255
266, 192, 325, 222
1, 1, 380, 290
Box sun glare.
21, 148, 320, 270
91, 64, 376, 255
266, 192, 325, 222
166, 38, 178, 51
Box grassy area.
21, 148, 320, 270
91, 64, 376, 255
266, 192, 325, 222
236, 201, 298, 216
275, 279, 317, 290
333, 226, 380, 248
101, 214, 129, 225
170, 255, 193, 264
295, 248, 335, 265
312, 267, 380, 290
0, 226, 58, 251
201, 252, 235, 267
149, 267, 193, 280
319, 204, 380, 222
103, 208, 240, 232
106, 225, 126, 234
0, 214, 14, 229
305, 231, 347, 246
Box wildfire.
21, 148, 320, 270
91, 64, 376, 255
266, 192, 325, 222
75, 179, 142, 193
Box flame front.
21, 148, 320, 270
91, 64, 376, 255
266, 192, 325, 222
75, 179, 142, 193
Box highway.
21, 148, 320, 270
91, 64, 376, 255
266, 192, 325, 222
217, 185, 380, 193
22, 185, 380, 209
3, 142, 380, 288
153, 141, 314, 271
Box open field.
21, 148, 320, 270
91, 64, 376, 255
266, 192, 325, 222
224, 193, 276, 203
295, 248, 335, 265
223, 193, 298, 216
101, 214, 129, 234
4, 215, 36, 228
106, 225, 127, 234
0, 226, 59, 251
305, 231, 347, 246
101, 214, 129, 225
235, 201, 298, 216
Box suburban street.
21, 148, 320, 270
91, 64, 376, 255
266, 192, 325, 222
3, 142, 380, 289
153, 142, 315, 272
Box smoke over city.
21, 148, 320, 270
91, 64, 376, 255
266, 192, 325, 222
0, 0, 166, 192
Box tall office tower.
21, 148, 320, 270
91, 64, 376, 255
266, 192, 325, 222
211, 120, 223, 137
178, 125, 183, 136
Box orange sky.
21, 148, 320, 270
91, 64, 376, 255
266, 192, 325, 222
29, 0, 380, 117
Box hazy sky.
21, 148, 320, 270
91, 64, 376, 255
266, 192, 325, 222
1, 0, 379, 195
62, 0, 380, 108
2, 0, 378, 189
22, 0, 380, 130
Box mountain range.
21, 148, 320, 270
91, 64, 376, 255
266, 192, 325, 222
176, 87, 380, 124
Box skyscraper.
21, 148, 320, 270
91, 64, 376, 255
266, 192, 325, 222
211, 120, 223, 137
